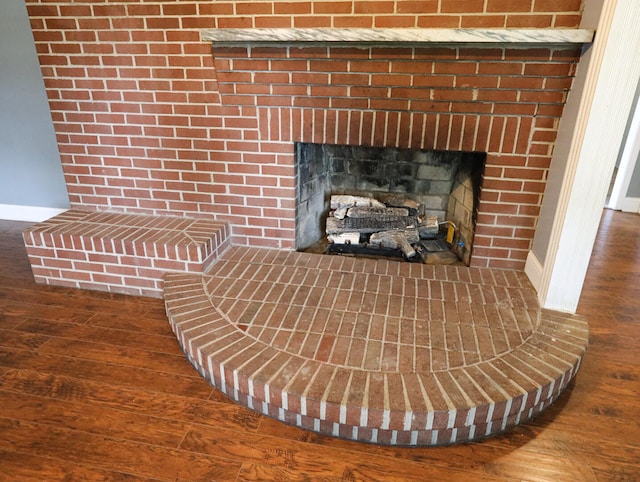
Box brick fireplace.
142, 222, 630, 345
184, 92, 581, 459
25, 1, 591, 271
22, 2, 594, 444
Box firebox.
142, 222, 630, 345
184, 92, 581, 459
295, 142, 485, 265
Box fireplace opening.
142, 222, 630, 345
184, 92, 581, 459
295, 142, 486, 266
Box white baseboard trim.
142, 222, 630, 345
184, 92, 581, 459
0, 204, 67, 222
524, 250, 544, 294
618, 197, 640, 213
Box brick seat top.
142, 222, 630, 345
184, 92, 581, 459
23, 209, 230, 297
164, 246, 589, 446
24, 209, 230, 264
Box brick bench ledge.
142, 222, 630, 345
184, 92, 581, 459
23, 209, 231, 298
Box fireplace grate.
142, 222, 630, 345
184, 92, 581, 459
327, 215, 418, 234
421, 238, 450, 252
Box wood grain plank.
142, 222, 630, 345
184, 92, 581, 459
0, 285, 159, 317
0, 299, 95, 324
86, 310, 175, 336
0, 328, 51, 351
0, 389, 189, 447
0, 348, 213, 399
12, 318, 179, 355
181, 424, 575, 481
255, 414, 601, 481
0, 418, 242, 481
0, 450, 160, 482
182, 425, 447, 480
0, 368, 262, 433
0, 313, 31, 330
235, 462, 484, 482
35, 337, 197, 377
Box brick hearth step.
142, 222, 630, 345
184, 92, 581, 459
23, 209, 230, 297
164, 246, 589, 446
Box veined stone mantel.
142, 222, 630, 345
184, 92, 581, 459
201, 27, 594, 47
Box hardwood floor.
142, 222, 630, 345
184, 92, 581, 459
0, 210, 638, 481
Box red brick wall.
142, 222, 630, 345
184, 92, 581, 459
26, 1, 585, 269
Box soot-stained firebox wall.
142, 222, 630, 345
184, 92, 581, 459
295, 142, 485, 263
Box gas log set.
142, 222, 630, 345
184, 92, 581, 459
325, 194, 463, 264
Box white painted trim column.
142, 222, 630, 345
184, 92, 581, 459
529, 0, 640, 313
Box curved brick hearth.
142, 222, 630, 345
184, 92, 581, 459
164, 247, 588, 446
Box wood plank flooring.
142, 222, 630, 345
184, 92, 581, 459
0, 210, 638, 481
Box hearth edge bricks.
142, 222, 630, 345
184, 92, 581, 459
164, 246, 588, 446
23, 210, 230, 298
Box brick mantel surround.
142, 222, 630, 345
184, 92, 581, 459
26, 0, 591, 270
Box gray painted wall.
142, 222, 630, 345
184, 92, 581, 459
627, 148, 640, 198
616, 78, 640, 200
0, 0, 69, 209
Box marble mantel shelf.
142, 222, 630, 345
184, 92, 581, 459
201, 27, 595, 47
